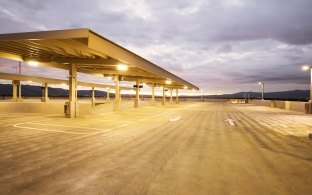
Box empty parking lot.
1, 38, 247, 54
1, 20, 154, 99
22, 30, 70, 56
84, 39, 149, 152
0, 102, 312, 194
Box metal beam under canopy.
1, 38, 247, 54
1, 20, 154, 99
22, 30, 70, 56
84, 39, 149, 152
0, 28, 198, 90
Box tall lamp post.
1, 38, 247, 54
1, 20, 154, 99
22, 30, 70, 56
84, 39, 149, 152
302, 65, 312, 102
18, 61, 21, 100
258, 82, 264, 100
200, 89, 203, 101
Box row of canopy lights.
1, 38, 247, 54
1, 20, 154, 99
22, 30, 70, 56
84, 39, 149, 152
26, 61, 190, 89
28, 60, 129, 71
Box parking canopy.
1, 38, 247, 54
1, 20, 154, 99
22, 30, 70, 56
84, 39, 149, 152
0, 28, 198, 90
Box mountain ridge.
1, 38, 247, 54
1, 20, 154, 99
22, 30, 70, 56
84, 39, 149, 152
0, 84, 309, 101
205, 90, 309, 100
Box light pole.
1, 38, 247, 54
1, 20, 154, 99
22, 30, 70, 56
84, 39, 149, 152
258, 82, 264, 100
18, 61, 22, 100
106, 87, 110, 101
200, 89, 203, 101
302, 65, 312, 102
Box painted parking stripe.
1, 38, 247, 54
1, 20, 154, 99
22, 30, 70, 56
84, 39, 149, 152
19, 122, 112, 131
115, 124, 130, 128
169, 116, 181, 122
13, 122, 112, 135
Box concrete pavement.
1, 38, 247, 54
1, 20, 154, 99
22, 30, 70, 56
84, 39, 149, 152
0, 102, 312, 194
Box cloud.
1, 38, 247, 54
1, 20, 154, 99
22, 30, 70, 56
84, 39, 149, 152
202, 0, 312, 45
0, 0, 312, 94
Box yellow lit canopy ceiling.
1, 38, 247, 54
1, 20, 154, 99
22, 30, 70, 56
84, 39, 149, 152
0, 28, 198, 90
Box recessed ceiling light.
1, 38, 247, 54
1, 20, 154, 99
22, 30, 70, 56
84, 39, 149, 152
27, 61, 39, 66
117, 64, 128, 71
165, 80, 172, 84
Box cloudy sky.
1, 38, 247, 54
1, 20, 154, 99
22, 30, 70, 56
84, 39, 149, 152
0, 0, 312, 94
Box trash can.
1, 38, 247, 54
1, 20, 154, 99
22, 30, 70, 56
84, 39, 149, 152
64, 101, 79, 118
305, 102, 312, 114
64, 102, 70, 117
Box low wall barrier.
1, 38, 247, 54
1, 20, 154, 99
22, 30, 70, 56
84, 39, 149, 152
0, 102, 92, 115
229, 99, 247, 104
252, 100, 311, 114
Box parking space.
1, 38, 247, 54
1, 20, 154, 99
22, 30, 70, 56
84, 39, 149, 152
0, 102, 312, 194
0, 102, 184, 136
234, 104, 312, 137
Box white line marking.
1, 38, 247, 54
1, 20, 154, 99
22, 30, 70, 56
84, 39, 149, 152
22, 122, 110, 131
169, 116, 181, 122
13, 122, 112, 135
115, 124, 129, 128
224, 119, 236, 126
93, 119, 133, 123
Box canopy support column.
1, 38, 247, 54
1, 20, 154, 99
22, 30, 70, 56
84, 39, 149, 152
176, 89, 179, 104
151, 83, 156, 106
65, 64, 78, 118
12, 80, 18, 101
41, 83, 49, 102
134, 80, 140, 108
162, 86, 166, 105
106, 88, 110, 102
170, 88, 173, 104
91, 86, 95, 107
18, 61, 22, 100
113, 76, 120, 111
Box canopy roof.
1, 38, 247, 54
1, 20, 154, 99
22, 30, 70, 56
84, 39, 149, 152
0, 72, 132, 90
0, 28, 198, 90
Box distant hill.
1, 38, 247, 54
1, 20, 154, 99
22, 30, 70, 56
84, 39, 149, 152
0, 84, 309, 101
0, 84, 111, 97
204, 90, 309, 101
